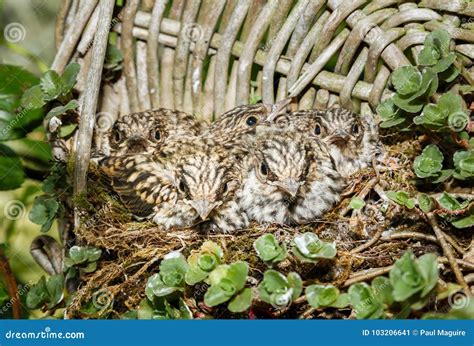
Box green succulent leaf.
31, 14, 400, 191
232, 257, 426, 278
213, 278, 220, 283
348, 283, 384, 319
293, 232, 336, 263
228, 288, 253, 313
417, 193, 434, 213
386, 190, 416, 209
185, 241, 223, 285
451, 211, 474, 229
349, 197, 366, 210
306, 284, 340, 309
391, 66, 422, 96
376, 98, 406, 128
253, 233, 287, 264
257, 270, 301, 308
371, 276, 394, 306
453, 150, 474, 179
413, 144, 444, 178
437, 192, 467, 211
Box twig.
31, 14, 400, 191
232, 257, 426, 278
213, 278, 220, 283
122, 0, 140, 112
73, 0, 115, 211
426, 213, 469, 294
343, 266, 393, 287
339, 176, 379, 216
0, 247, 21, 319
350, 227, 384, 254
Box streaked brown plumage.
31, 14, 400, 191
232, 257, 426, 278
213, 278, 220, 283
97, 108, 204, 160
275, 108, 382, 177
238, 130, 343, 225
101, 137, 247, 232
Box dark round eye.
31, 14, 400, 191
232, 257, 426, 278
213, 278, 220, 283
154, 129, 161, 141
113, 130, 122, 143
222, 182, 228, 194
352, 124, 359, 134
178, 181, 186, 192
260, 163, 268, 176
314, 124, 321, 135
246, 116, 257, 126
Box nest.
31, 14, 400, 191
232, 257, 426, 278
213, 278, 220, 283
63, 135, 471, 319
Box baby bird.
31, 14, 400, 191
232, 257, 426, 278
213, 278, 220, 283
276, 108, 382, 177
238, 130, 343, 225
207, 99, 291, 144
97, 108, 204, 159
101, 137, 247, 233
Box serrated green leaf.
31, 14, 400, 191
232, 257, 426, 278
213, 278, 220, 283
40, 70, 63, 101
413, 144, 444, 178
45, 99, 79, 120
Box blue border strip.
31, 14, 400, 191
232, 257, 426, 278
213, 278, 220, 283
0, 320, 472, 346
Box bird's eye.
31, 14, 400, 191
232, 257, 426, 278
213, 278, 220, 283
222, 182, 228, 194
154, 130, 161, 141
246, 116, 257, 126
352, 124, 359, 134
178, 180, 186, 192
113, 130, 122, 143
314, 124, 321, 136
260, 163, 268, 176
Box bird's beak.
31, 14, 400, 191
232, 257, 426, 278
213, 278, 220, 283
189, 200, 214, 221
127, 135, 148, 152
329, 130, 350, 146
277, 179, 301, 197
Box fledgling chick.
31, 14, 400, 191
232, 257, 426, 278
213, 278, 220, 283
238, 131, 343, 225
101, 137, 247, 233
96, 108, 204, 160
207, 99, 291, 145
275, 108, 382, 178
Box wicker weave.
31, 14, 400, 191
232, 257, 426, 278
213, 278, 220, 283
53, 0, 474, 119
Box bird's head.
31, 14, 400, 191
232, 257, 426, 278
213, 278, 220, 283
253, 132, 309, 198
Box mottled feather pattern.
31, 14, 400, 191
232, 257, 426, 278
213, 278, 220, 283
238, 131, 343, 225
278, 108, 382, 177
97, 102, 380, 232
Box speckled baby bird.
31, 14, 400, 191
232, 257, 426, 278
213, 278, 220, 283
237, 130, 343, 225
97, 108, 204, 160
275, 108, 382, 178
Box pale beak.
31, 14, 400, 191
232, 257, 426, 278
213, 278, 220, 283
278, 179, 301, 197
329, 130, 350, 146
189, 200, 214, 220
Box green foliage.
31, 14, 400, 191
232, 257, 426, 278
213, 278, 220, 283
146, 252, 188, 299
453, 149, 474, 180
0, 144, 24, 190
29, 195, 60, 232
306, 284, 349, 309
348, 282, 385, 319
137, 297, 193, 320
292, 232, 336, 263
185, 241, 223, 285
257, 270, 302, 308
386, 191, 415, 209
417, 193, 434, 213
0, 284, 9, 306
413, 144, 444, 179
64, 245, 102, 278
253, 233, 287, 265
26, 274, 64, 310
349, 196, 365, 210
204, 261, 252, 313
389, 251, 438, 309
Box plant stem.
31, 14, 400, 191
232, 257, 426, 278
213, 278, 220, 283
0, 247, 22, 319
